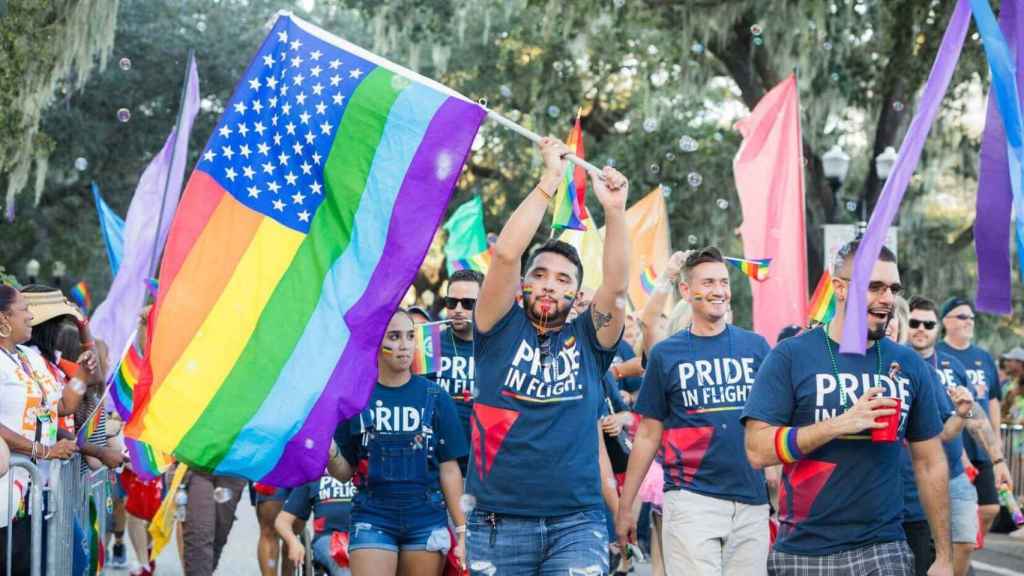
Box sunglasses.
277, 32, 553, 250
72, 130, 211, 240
952, 314, 975, 321
443, 297, 477, 311
836, 277, 903, 296
908, 319, 937, 330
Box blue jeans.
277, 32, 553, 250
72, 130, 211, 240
349, 491, 450, 554
311, 535, 352, 576
467, 508, 609, 575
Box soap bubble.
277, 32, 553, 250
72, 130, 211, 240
753, 37, 764, 46
303, 438, 315, 450
477, 97, 488, 107
547, 105, 560, 118
266, 559, 277, 569
716, 198, 729, 210
687, 172, 703, 188
74, 157, 88, 171
615, 297, 627, 309
499, 85, 512, 98
648, 163, 660, 175
823, 41, 833, 50
116, 108, 131, 123
390, 75, 411, 91
435, 151, 454, 181
647, 44, 658, 56
196, 21, 207, 32
665, 152, 675, 161
118, 57, 132, 71
212, 487, 234, 504
687, 234, 698, 245
642, 117, 658, 133
846, 200, 858, 212
459, 494, 477, 514
678, 135, 698, 152
892, 101, 905, 112
605, 158, 616, 167
830, 72, 840, 82
690, 42, 704, 55
69, 379, 86, 395
713, 132, 724, 142
661, 185, 672, 197
750, 24, 763, 36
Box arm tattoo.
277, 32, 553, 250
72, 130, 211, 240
966, 405, 1004, 460
592, 306, 613, 330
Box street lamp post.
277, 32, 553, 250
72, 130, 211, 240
25, 259, 40, 285
822, 144, 850, 223
52, 261, 66, 289
865, 146, 898, 230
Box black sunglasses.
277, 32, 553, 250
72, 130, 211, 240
444, 297, 476, 310
908, 319, 937, 330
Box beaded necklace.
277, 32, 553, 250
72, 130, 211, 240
822, 324, 883, 411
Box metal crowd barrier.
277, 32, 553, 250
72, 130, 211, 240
4, 455, 45, 576
1001, 424, 1023, 499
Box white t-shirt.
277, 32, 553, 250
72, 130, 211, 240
0, 345, 61, 526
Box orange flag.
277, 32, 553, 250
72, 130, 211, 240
734, 74, 807, 345
624, 187, 671, 311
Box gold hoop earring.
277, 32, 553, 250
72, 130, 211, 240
0, 323, 11, 339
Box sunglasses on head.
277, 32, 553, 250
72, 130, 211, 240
952, 314, 974, 321
443, 297, 477, 311
908, 319, 937, 330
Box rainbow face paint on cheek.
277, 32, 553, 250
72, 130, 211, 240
380, 345, 395, 355
563, 290, 577, 302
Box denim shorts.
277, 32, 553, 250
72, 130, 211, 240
348, 491, 451, 554
466, 508, 609, 575
311, 534, 352, 576
949, 472, 979, 544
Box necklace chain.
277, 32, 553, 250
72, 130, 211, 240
822, 324, 883, 410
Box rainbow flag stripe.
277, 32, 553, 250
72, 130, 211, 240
639, 265, 658, 295
88, 496, 104, 575
451, 248, 491, 273
411, 323, 443, 375
125, 15, 485, 486
725, 257, 772, 282
70, 280, 92, 314
111, 343, 144, 421
551, 109, 589, 231
77, 403, 102, 448
125, 436, 174, 481
808, 271, 837, 324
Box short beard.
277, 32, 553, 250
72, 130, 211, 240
525, 295, 571, 328
867, 317, 890, 341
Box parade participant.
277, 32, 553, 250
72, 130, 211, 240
903, 297, 979, 576
329, 309, 468, 576
937, 297, 1009, 538
251, 483, 294, 576
276, 472, 357, 576
618, 246, 772, 576
465, 136, 629, 574
0, 285, 78, 575
741, 240, 951, 576
427, 268, 482, 474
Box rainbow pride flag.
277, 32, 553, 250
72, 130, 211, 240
724, 257, 772, 282
411, 322, 443, 375
70, 280, 92, 314
639, 265, 658, 295
125, 437, 174, 481
125, 14, 485, 485
550, 109, 589, 231
111, 343, 144, 420
808, 271, 837, 324
77, 402, 102, 448
451, 248, 491, 273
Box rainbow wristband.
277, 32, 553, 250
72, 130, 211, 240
774, 426, 804, 464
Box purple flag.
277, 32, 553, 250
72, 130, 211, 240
841, 0, 971, 353
91, 55, 200, 370
975, 1, 1022, 315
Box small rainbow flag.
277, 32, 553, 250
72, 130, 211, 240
411, 322, 443, 375
70, 280, 92, 314
125, 436, 175, 481
451, 248, 492, 273
724, 257, 772, 282
639, 265, 658, 295
808, 271, 837, 324
77, 402, 102, 448
550, 109, 589, 231
111, 343, 144, 421
88, 496, 104, 575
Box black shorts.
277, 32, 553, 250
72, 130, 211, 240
970, 460, 999, 506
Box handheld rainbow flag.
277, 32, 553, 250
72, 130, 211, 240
808, 271, 837, 324
125, 13, 486, 485
125, 437, 175, 481
450, 248, 492, 273
77, 401, 102, 448
724, 257, 772, 282
70, 281, 92, 314
110, 338, 175, 480
411, 322, 443, 375
550, 109, 589, 231
639, 265, 658, 295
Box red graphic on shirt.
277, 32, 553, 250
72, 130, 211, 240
470, 403, 519, 480
777, 459, 837, 534
661, 426, 714, 485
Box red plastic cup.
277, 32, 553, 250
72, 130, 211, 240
871, 397, 902, 443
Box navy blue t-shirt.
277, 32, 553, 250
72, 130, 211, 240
901, 351, 968, 522
283, 475, 356, 539
427, 332, 476, 446
612, 341, 644, 393
468, 304, 618, 517
936, 342, 1000, 463
635, 325, 769, 505
334, 376, 468, 498
740, 327, 943, 556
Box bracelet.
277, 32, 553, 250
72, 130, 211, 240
31, 442, 38, 459
774, 426, 804, 465
534, 184, 555, 200
454, 525, 467, 534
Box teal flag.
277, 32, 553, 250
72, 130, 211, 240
91, 182, 125, 275
443, 195, 489, 274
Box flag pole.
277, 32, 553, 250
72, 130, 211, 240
485, 110, 604, 176
147, 50, 196, 280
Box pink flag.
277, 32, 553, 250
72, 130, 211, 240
734, 74, 807, 345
